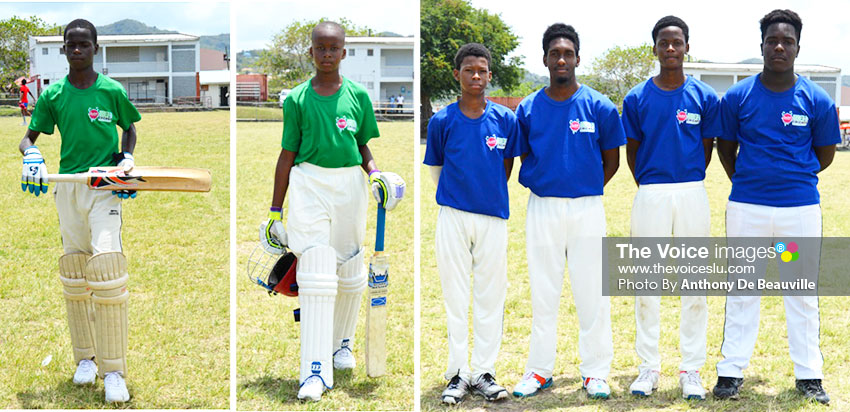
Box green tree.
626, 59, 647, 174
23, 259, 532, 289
585, 43, 656, 108
0, 16, 59, 92
258, 18, 371, 92
421, 0, 523, 131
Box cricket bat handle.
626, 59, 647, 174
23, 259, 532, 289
46, 174, 89, 184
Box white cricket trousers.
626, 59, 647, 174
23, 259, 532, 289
435, 206, 507, 381
287, 162, 367, 262
631, 181, 709, 373
716, 200, 824, 379
54, 182, 123, 254
525, 193, 612, 379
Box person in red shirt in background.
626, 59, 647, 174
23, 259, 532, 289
20, 78, 35, 126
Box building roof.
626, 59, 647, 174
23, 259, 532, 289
345, 36, 413, 46
32, 33, 199, 44
200, 70, 230, 85
684, 62, 840, 74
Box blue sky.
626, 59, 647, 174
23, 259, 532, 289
1, 1, 230, 36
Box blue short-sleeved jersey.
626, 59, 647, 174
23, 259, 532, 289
516, 85, 626, 198
424, 100, 522, 219
719, 74, 840, 207
622, 76, 722, 185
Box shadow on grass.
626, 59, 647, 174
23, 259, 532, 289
421, 374, 833, 411
16, 380, 119, 409
241, 370, 381, 405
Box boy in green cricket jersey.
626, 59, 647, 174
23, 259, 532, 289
259, 21, 406, 402
19, 18, 140, 403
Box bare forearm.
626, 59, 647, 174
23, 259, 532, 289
121, 124, 137, 154
19, 130, 40, 154
271, 149, 296, 208
504, 158, 514, 180
814, 145, 836, 173
359, 145, 378, 174
703, 138, 714, 169
626, 139, 639, 185
601, 147, 619, 186
716, 140, 738, 181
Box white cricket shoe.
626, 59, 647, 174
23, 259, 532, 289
297, 375, 325, 401
104, 371, 130, 403
512, 371, 552, 397
629, 369, 660, 396
72, 359, 97, 385
679, 370, 707, 400
582, 377, 610, 399
470, 373, 508, 401
333, 346, 355, 370
441, 374, 469, 404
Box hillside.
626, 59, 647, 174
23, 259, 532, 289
94, 19, 229, 53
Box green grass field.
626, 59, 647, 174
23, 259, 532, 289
0, 112, 229, 409
236, 122, 415, 410
420, 147, 850, 411
236, 105, 283, 121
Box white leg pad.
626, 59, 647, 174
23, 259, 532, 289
334, 247, 367, 351
86, 252, 129, 378
59, 252, 96, 363
297, 246, 338, 389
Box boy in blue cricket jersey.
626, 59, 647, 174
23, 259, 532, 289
511, 23, 625, 399
713, 9, 838, 405
621, 16, 721, 400
424, 43, 521, 405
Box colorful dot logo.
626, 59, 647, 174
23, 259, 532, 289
776, 241, 799, 262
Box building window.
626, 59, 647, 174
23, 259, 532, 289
59, 48, 65, 55
365, 82, 374, 89
42, 48, 48, 55
44, 79, 50, 85
349, 48, 355, 56
367, 49, 374, 56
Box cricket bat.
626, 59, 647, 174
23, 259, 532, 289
47, 166, 211, 192
365, 197, 389, 377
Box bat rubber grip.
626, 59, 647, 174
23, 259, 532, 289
375, 205, 385, 252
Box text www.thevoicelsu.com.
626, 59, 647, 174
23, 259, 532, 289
616, 262, 756, 275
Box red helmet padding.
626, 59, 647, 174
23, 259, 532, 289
269, 252, 298, 297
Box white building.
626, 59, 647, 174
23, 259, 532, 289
683, 62, 841, 102
199, 70, 230, 108
339, 37, 413, 105
29, 33, 200, 104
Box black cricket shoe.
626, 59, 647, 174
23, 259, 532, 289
712, 376, 743, 399
441, 374, 469, 405
796, 379, 829, 405
470, 373, 508, 401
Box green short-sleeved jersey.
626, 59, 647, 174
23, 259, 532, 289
29, 74, 141, 174
282, 77, 380, 168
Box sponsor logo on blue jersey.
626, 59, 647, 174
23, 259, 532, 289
781, 111, 808, 127
485, 134, 507, 150
675, 109, 701, 125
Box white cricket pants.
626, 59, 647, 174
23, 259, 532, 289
286, 162, 367, 263
54, 182, 123, 254
716, 200, 824, 379
435, 206, 507, 381
631, 181, 709, 373
525, 193, 613, 379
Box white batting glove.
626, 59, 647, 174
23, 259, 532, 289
21, 146, 48, 196
259, 207, 288, 254
368, 170, 405, 211
116, 152, 134, 173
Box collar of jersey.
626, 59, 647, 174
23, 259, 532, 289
646, 74, 691, 96
452, 99, 491, 123
753, 72, 801, 97
539, 83, 585, 106
307, 76, 348, 101
63, 73, 102, 94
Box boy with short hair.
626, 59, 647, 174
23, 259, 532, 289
260, 21, 405, 402
512, 23, 625, 399
621, 15, 721, 400
713, 9, 838, 404
424, 42, 520, 404
19, 18, 140, 403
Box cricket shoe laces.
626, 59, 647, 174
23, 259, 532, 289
441, 374, 469, 404
471, 373, 508, 401
679, 370, 706, 400
73, 359, 97, 385
582, 377, 610, 399
104, 371, 130, 403
333, 346, 355, 370
513, 371, 552, 397
629, 369, 659, 396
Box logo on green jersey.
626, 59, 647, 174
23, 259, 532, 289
336, 116, 357, 133
87, 107, 114, 123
